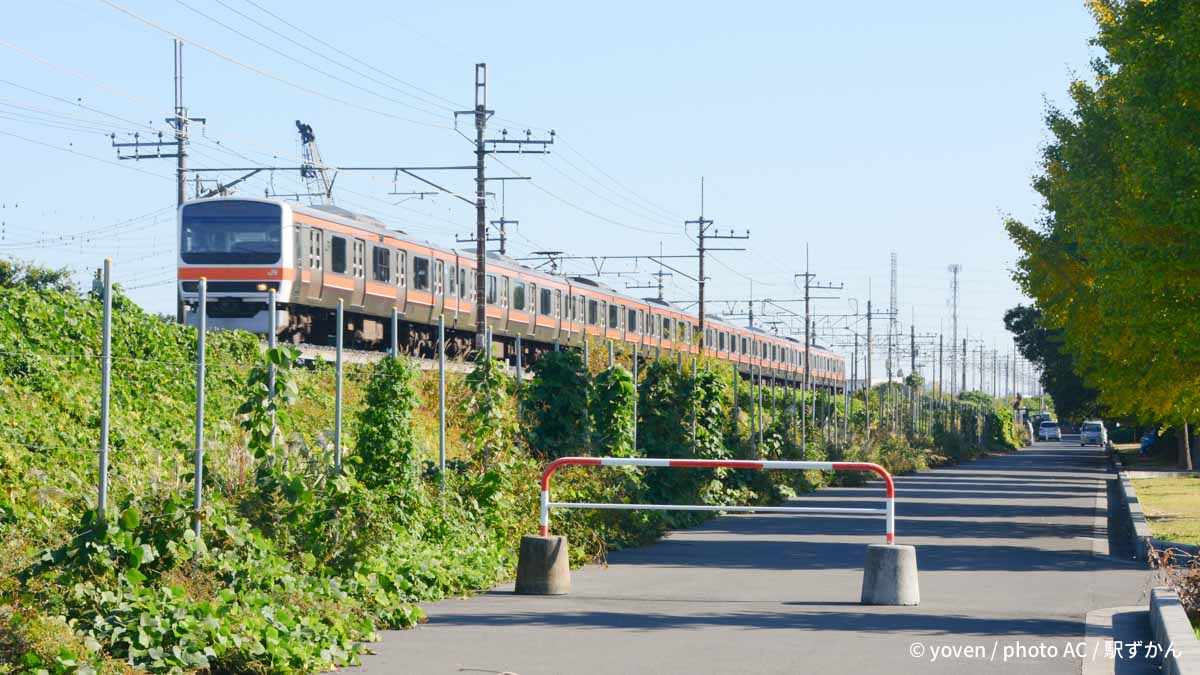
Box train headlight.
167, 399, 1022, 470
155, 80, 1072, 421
256, 283, 269, 292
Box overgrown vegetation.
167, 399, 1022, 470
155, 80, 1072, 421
0, 267, 1021, 672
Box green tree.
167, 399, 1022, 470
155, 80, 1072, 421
354, 356, 423, 509
523, 350, 590, 458
1006, 0, 1200, 465
590, 365, 637, 457
1003, 305, 1098, 421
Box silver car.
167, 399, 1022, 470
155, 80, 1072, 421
1038, 421, 1062, 442
1080, 420, 1107, 446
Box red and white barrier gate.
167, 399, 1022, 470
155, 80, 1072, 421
540, 457, 896, 543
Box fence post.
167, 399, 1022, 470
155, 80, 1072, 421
732, 364, 739, 440
268, 288, 277, 445
608, 340, 614, 368
583, 337, 589, 372
632, 342, 639, 450
391, 306, 399, 358
192, 278, 207, 540
334, 299, 343, 473
691, 357, 698, 445
438, 314, 446, 496
515, 332, 523, 412
97, 258, 113, 517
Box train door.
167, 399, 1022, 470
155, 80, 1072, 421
554, 289, 563, 342
434, 259, 445, 322
394, 249, 407, 316
307, 228, 323, 301
351, 238, 366, 307
527, 282, 538, 336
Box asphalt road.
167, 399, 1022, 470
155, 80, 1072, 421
353, 442, 1154, 674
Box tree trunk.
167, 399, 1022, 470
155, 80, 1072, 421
1179, 423, 1193, 470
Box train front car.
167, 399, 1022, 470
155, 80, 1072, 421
178, 197, 292, 335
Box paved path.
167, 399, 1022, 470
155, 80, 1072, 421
354, 442, 1154, 674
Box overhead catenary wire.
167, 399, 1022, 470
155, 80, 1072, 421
98, 0, 455, 130
172, 0, 449, 123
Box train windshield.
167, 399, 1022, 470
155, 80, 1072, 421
181, 200, 282, 264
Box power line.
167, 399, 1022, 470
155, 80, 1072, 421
239, 0, 465, 112
174, 0, 448, 122
0, 129, 173, 181
98, 0, 454, 129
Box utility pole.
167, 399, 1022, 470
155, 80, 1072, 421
688, 177, 748, 350
938, 334, 944, 400
947, 264, 961, 397
454, 64, 554, 346
865, 299, 873, 443
795, 247, 843, 456
112, 40, 205, 322
962, 338, 967, 394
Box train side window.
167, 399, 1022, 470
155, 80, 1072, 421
541, 288, 553, 316
741, 337, 748, 355
448, 264, 457, 296
486, 274, 497, 305
587, 299, 598, 325
413, 256, 430, 291
396, 251, 406, 287
554, 290, 562, 318
512, 280, 526, 311
308, 230, 323, 270
434, 260, 444, 295
371, 247, 390, 282
295, 230, 302, 268
530, 283, 538, 314
608, 303, 618, 329
331, 236, 347, 274
627, 308, 638, 333
500, 277, 510, 309
459, 268, 468, 298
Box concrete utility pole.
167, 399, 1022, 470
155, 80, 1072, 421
796, 248, 843, 456
688, 177, 748, 350
938, 334, 944, 401
947, 264, 961, 396
111, 40, 205, 322
962, 338, 967, 394
866, 299, 873, 442
455, 64, 553, 347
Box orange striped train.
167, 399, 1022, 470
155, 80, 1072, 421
178, 197, 845, 390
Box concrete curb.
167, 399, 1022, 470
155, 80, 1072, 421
1150, 586, 1200, 675
1113, 454, 1154, 561
1082, 605, 1150, 675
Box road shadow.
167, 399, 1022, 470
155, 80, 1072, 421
427, 607, 1084, 636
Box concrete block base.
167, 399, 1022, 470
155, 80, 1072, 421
861, 544, 920, 606
515, 535, 571, 595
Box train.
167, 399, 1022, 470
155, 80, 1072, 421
177, 197, 846, 390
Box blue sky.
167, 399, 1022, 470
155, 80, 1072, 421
0, 0, 1098, 387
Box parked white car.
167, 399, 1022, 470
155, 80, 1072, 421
1080, 420, 1108, 447
1038, 421, 1062, 442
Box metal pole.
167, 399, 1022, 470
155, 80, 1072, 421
334, 299, 343, 473
391, 306, 399, 358
438, 315, 446, 495
98, 259, 113, 517
691, 357, 698, 445
268, 288, 277, 444
515, 332, 523, 394
732, 363, 739, 441
192, 278, 207, 540
583, 337, 589, 373
608, 340, 614, 368
632, 342, 639, 449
